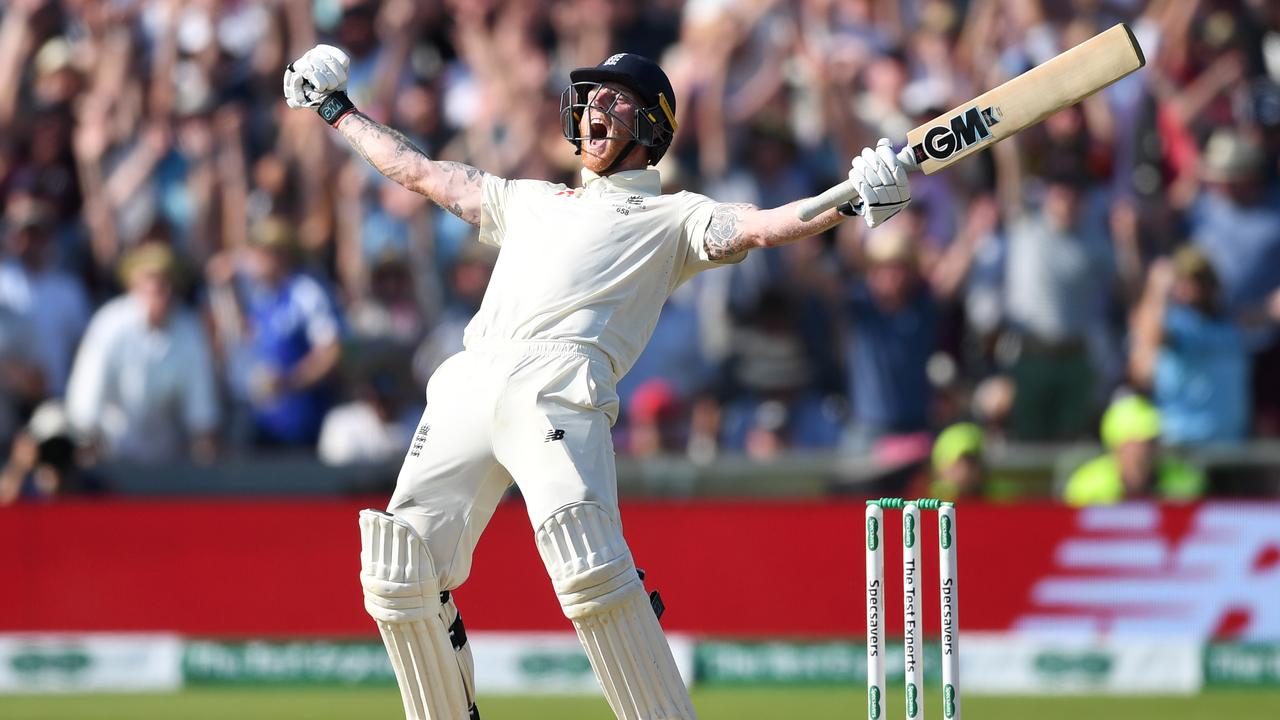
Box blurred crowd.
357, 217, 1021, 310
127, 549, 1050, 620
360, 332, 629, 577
2, 0, 1280, 503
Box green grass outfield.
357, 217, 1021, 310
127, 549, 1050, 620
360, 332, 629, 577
5, 686, 1280, 720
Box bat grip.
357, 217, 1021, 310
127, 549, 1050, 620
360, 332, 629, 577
796, 180, 859, 222
795, 146, 918, 222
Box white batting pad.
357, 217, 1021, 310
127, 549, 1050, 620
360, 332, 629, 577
536, 502, 696, 719
360, 509, 473, 720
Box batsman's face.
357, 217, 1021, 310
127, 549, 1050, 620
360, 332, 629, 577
579, 83, 641, 173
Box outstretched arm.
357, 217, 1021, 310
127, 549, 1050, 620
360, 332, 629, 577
284, 44, 486, 226
704, 201, 847, 261
333, 112, 486, 226
705, 138, 913, 260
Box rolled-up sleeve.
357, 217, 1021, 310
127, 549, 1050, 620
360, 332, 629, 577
678, 194, 748, 284
479, 175, 515, 248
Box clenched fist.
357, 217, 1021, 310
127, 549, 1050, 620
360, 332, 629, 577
283, 44, 350, 109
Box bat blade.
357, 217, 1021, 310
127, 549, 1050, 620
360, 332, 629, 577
906, 23, 1144, 174
795, 23, 1145, 221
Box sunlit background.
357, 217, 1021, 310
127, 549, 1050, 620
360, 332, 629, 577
2, 0, 1279, 718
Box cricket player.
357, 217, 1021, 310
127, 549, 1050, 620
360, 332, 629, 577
284, 45, 911, 720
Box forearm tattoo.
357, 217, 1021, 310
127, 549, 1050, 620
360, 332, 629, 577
705, 203, 757, 261
337, 113, 487, 226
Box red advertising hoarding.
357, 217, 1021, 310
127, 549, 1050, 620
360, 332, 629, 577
1, 500, 1277, 640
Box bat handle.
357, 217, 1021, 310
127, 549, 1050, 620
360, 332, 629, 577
795, 146, 918, 222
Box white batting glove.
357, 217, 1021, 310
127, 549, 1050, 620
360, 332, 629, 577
846, 138, 912, 228
283, 44, 351, 109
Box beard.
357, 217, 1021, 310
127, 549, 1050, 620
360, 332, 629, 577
580, 115, 627, 172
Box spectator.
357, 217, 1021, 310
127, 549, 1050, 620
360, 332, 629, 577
348, 252, 427, 348
625, 378, 685, 458
0, 303, 40, 446
842, 202, 990, 455
1190, 130, 1280, 312
412, 240, 495, 386
0, 194, 89, 396
1063, 395, 1205, 506
995, 150, 1115, 441
318, 361, 416, 466
928, 422, 985, 501
64, 244, 218, 464
1189, 129, 1280, 435
720, 287, 841, 457
843, 228, 939, 452
211, 218, 343, 448
1129, 247, 1250, 445
0, 400, 105, 505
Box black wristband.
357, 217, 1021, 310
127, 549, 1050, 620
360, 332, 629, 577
317, 91, 356, 126
836, 200, 859, 217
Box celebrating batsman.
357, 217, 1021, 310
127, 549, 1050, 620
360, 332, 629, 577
284, 44, 912, 720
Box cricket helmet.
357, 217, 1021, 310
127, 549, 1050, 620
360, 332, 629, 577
561, 53, 679, 167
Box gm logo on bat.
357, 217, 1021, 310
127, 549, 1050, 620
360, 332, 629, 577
911, 106, 1002, 164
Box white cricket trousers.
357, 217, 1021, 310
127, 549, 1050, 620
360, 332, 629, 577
380, 339, 697, 719
386, 339, 621, 590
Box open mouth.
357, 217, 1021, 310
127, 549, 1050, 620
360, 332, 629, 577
587, 120, 609, 151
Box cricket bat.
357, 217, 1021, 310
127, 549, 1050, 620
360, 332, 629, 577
796, 23, 1146, 222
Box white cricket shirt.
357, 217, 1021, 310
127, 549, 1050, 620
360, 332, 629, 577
466, 168, 744, 380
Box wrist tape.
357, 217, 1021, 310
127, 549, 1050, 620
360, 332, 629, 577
317, 91, 356, 126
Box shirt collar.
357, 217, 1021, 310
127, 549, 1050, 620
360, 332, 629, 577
580, 167, 662, 196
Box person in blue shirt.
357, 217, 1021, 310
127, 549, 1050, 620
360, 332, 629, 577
843, 200, 994, 454
215, 218, 343, 447
1189, 130, 1280, 313
1188, 129, 1280, 435
845, 229, 938, 448
1129, 246, 1248, 445
1131, 245, 1280, 445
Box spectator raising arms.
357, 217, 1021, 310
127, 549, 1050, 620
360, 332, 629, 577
1129, 247, 1249, 445
842, 199, 992, 455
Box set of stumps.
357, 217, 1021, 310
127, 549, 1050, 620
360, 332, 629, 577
865, 498, 960, 720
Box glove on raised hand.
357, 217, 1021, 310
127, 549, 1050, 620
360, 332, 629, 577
283, 44, 353, 123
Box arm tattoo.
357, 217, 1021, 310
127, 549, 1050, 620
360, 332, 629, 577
705, 203, 757, 261
437, 161, 483, 182
337, 112, 487, 226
